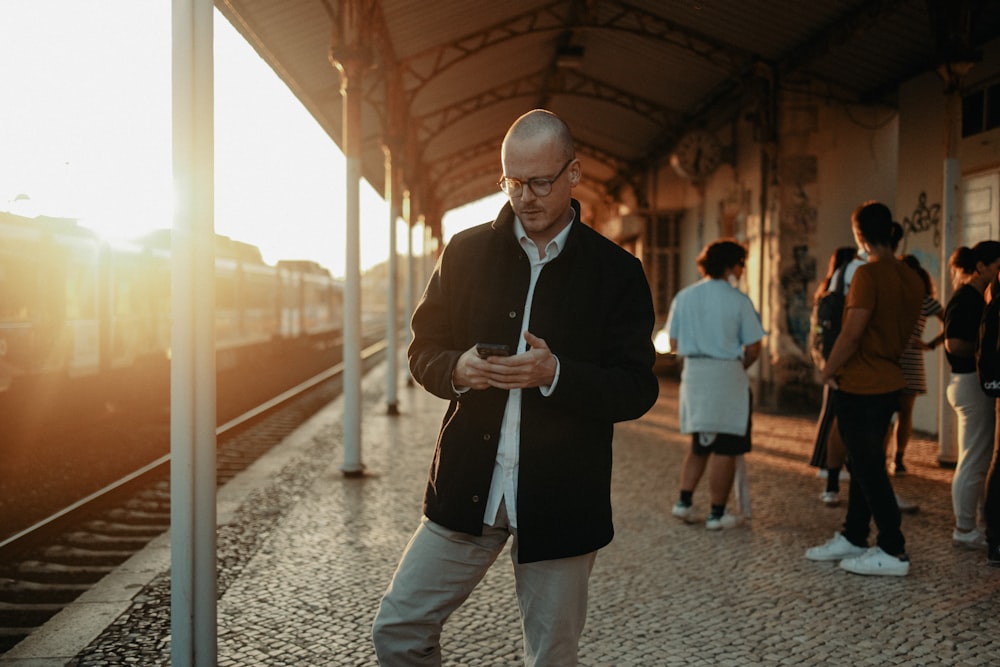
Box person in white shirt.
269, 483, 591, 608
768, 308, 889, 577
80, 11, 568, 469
664, 239, 765, 530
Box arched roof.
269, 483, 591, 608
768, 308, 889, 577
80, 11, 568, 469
216, 0, 1000, 230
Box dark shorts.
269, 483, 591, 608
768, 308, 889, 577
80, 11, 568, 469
689, 390, 753, 456
690, 429, 752, 456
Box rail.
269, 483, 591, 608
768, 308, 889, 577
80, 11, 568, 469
0, 337, 387, 560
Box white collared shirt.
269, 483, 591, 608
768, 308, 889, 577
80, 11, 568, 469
482, 213, 573, 528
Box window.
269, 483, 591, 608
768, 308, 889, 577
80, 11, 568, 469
962, 82, 1000, 138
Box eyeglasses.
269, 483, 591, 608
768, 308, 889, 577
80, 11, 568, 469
498, 158, 574, 197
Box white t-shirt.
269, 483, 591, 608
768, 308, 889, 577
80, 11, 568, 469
665, 277, 766, 359
832, 257, 866, 291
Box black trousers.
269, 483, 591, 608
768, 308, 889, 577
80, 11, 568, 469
985, 400, 1000, 548
833, 389, 906, 556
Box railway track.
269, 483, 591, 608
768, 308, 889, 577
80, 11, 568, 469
0, 338, 387, 656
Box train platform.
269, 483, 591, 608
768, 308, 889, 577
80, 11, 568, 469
3, 360, 1000, 666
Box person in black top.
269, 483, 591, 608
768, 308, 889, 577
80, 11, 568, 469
980, 274, 1000, 566
943, 241, 1000, 550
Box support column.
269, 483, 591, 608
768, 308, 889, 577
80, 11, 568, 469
415, 214, 428, 302
423, 215, 437, 284
404, 189, 416, 386
384, 144, 401, 415
330, 49, 368, 476
751, 61, 777, 406
383, 69, 407, 414
170, 0, 217, 663
937, 66, 969, 464
928, 0, 979, 457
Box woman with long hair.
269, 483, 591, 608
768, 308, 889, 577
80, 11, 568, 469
943, 241, 1000, 549
809, 246, 861, 506
890, 255, 944, 475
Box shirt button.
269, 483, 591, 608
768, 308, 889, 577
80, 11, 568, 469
472, 495, 480, 503
483, 434, 491, 441
508, 311, 517, 318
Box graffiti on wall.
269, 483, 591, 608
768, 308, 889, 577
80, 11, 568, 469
780, 244, 817, 350
779, 183, 819, 236
777, 157, 819, 353
901, 191, 941, 250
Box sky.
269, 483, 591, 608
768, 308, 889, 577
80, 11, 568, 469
0, 0, 505, 276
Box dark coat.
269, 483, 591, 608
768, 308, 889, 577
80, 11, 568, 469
408, 199, 659, 563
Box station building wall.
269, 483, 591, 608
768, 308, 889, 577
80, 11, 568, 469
608, 34, 1000, 434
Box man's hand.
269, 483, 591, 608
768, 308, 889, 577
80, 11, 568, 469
451, 345, 495, 390
451, 331, 558, 391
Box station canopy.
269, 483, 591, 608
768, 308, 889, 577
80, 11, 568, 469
217, 0, 1000, 231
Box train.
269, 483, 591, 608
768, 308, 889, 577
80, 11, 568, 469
0, 211, 343, 395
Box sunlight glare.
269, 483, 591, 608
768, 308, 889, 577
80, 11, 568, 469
0, 0, 400, 278
441, 192, 508, 242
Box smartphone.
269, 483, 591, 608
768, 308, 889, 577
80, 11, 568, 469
476, 343, 511, 359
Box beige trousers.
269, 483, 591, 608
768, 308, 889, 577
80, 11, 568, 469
372, 504, 596, 666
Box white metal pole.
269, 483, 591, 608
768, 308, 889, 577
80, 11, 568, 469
402, 190, 415, 385
170, 0, 217, 664
339, 58, 364, 475
938, 82, 962, 464
939, 156, 960, 463
385, 148, 400, 414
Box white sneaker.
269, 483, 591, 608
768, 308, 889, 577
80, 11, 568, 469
671, 501, 695, 523
706, 513, 742, 530
805, 532, 867, 562
819, 491, 840, 507
953, 528, 987, 550
839, 547, 910, 576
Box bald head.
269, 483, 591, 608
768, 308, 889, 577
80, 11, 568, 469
498, 109, 579, 247
502, 109, 575, 161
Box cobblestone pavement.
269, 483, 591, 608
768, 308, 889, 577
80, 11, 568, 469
5, 366, 1000, 665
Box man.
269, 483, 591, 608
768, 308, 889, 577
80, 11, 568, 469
372, 109, 659, 665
